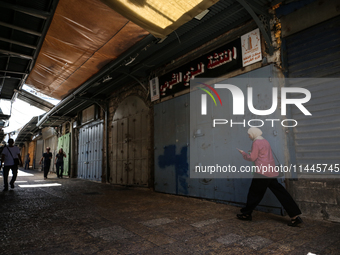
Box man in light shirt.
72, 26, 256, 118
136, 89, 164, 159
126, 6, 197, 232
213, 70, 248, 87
1, 138, 22, 192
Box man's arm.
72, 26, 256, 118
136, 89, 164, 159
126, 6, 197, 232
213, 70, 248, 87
39, 156, 43, 164
17, 153, 23, 165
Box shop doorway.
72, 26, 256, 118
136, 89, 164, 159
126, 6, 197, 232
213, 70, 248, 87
110, 96, 150, 186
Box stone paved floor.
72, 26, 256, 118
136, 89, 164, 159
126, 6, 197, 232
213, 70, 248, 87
1, 169, 339, 255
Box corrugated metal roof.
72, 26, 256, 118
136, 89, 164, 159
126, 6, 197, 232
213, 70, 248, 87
14, 115, 40, 145
0, 0, 59, 100
25, 0, 150, 100
24, 0, 276, 126
16, 90, 54, 112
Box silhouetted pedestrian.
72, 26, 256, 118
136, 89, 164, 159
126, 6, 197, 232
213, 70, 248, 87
24, 153, 30, 169
55, 148, 66, 178
1, 138, 22, 191
39, 147, 52, 180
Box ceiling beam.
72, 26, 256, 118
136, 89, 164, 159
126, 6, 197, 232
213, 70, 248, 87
0, 21, 42, 37
14, 0, 60, 103
0, 2, 50, 20
247, 0, 271, 17
0, 37, 37, 49
16, 90, 54, 112
0, 49, 33, 60
237, 0, 274, 55
0, 70, 27, 75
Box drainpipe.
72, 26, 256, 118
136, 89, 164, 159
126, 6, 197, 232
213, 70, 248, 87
36, 34, 155, 128
105, 103, 109, 183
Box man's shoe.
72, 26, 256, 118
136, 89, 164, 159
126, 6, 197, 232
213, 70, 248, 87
10, 183, 14, 189
288, 216, 303, 227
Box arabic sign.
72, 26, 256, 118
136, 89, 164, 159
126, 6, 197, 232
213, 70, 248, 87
159, 38, 242, 98
241, 28, 262, 67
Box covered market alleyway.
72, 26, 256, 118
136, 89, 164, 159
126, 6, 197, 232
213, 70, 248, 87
1, 168, 339, 255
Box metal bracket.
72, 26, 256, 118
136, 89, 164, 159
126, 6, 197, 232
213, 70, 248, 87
74, 96, 108, 113
118, 71, 148, 92
237, 0, 274, 55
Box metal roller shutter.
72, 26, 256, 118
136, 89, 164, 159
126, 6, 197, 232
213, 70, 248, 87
284, 16, 340, 173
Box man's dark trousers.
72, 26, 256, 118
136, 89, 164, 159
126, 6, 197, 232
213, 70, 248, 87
44, 164, 50, 178
3, 165, 18, 189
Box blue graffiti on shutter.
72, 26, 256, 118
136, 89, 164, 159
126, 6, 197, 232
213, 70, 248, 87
158, 145, 188, 195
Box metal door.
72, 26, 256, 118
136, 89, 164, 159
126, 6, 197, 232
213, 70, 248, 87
284, 16, 340, 174
57, 133, 71, 176
154, 95, 190, 195
154, 65, 286, 215
77, 122, 103, 181
45, 136, 58, 172
111, 96, 150, 186
35, 139, 43, 169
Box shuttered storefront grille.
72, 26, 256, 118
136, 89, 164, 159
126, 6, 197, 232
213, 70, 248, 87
285, 15, 340, 172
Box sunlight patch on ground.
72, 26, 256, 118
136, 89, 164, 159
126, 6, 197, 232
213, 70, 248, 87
3, 170, 34, 177
19, 183, 62, 188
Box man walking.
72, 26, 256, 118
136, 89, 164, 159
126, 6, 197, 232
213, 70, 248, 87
1, 138, 22, 192
24, 153, 30, 169
39, 147, 52, 180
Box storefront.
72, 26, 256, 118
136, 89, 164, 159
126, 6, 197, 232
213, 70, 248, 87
42, 127, 58, 173
283, 15, 340, 169
77, 105, 103, 182
110, 95, 151, 186
277, 0, 340, 220
153, 28, 288, 215
57, 133, 71, 176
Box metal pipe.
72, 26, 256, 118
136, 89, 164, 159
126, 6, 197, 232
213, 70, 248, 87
0, 49, 33, 60
0, 2, 50, 19
0, 70, 27, 75
0, 37, 37, 49
0, 21, 42, 36
105, 103, 109, 183
36, 34, 155, 128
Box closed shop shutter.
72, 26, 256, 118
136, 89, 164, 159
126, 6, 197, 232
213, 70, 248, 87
111, 96, 150, 186
284, 16, 340, 172
45, 136, 58, 172
35, 139, 44, 169
78, 122, 103, 181
57, 133, 71, 176
154, 65, 286, 215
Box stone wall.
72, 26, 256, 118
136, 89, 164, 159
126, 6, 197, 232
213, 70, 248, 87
287, 179, 340, 222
